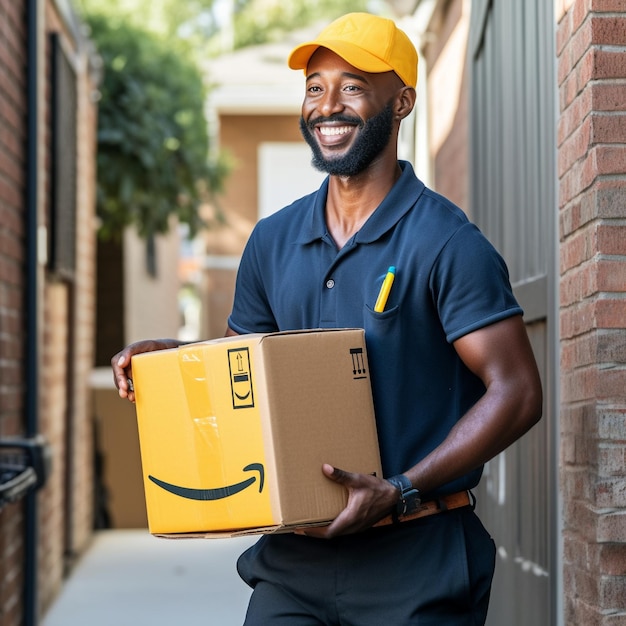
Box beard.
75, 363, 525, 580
299, 102, 394, 177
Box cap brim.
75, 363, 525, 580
288, 40, 393, 76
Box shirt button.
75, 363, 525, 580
326, 279, 335, 289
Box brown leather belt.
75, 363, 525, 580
374, 490, 472, 527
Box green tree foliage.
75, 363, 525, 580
79, 0, 219, 61
230, 0, 378, 50
86, 13, 228, 240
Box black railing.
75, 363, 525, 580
0, 435, 51, 509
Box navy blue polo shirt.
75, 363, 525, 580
228, 161, 522, 495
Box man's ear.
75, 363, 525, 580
395, 86, 417, 121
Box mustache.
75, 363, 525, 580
304, 114, 363, 131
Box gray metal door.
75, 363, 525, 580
469, 1, 559, 624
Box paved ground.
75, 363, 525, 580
42, 530, 257, 626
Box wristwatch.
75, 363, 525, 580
386, 474, 421, 517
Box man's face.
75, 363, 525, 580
299, 48, 400, 177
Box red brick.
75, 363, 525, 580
563, 534, 585, 568
595, 475, 626, 508
560, 299, 595, 338
596, 297, 626, 329
572, 562, 602, 605
593, 48, 626, 80
561, 402, 591, 434
597, 259, 626, 292
598, 407, 626, 442
561, 363, 597, 402
561, 148, 626, 205
559, 160, 588, 206
592, 82, 626, 113
569, 16, 594, 69
561, 472, 594, 508
558, 42, 575, 87
591, 15, 626, 46
561, 296, 626, 339
560, 69, 580, 108
591, 113, 626, 145
600, 575, 626, 608
598, 329, 623, 366
572, 0, 591, 36
557, 7, 573, 55
594, 183, 626, 220
592, 0, 626, 12
559, 115, 592, 176
561, 262, 596, 305
594, 145, 626, 175
599, 544, 626, 576
598, 444, 626, 477
597, 223, 626, 255
564, 598, 602, 626
558, 86, 592, 145
597, 510, 626, 543
560, 221, 597, 272
562, 332, 596, 369
560, 198, 584, 240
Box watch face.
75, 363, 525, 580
401, 488, 421, 515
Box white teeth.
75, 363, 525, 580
319, 126, 351, 136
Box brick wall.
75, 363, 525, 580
0, 1, 98, 624
38, 0, 99, 615
557, 0, 626, 623
0, 0, 29, 624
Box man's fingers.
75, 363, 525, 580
322, 464, 352, 482
111, 350, 134, 399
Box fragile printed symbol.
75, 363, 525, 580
148, 463, 265, 501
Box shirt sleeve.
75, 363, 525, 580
227, 224, 279, 335
430, 223, 523, 343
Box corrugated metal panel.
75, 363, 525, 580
469, 1, 558, 625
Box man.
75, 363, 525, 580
112, 13, 542, 625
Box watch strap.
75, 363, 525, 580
386, 474, 421, 517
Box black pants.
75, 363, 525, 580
237, 507, 496, 625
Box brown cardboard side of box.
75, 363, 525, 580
258, 330, 381, 525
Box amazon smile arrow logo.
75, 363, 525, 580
148, 463, 265, 501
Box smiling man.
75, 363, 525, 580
112, 12, 542, 625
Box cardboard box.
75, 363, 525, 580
132, 329, 381, 538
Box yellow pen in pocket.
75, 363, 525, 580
374, 266, 395, 312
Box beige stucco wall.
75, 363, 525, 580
123, 225, 182, 345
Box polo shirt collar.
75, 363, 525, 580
295, 161, 425, 245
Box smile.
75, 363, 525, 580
319, 125, 353, 136
148, 463, 265, 501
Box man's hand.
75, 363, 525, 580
296, 464, 399, 539
111, 339, 182, 402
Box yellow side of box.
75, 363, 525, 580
132, 337, 274, 533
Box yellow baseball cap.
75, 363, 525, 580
288, 13, 418, 88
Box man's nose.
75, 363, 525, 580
318, 88, 344, 117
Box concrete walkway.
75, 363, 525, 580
42, 530, 257, 626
